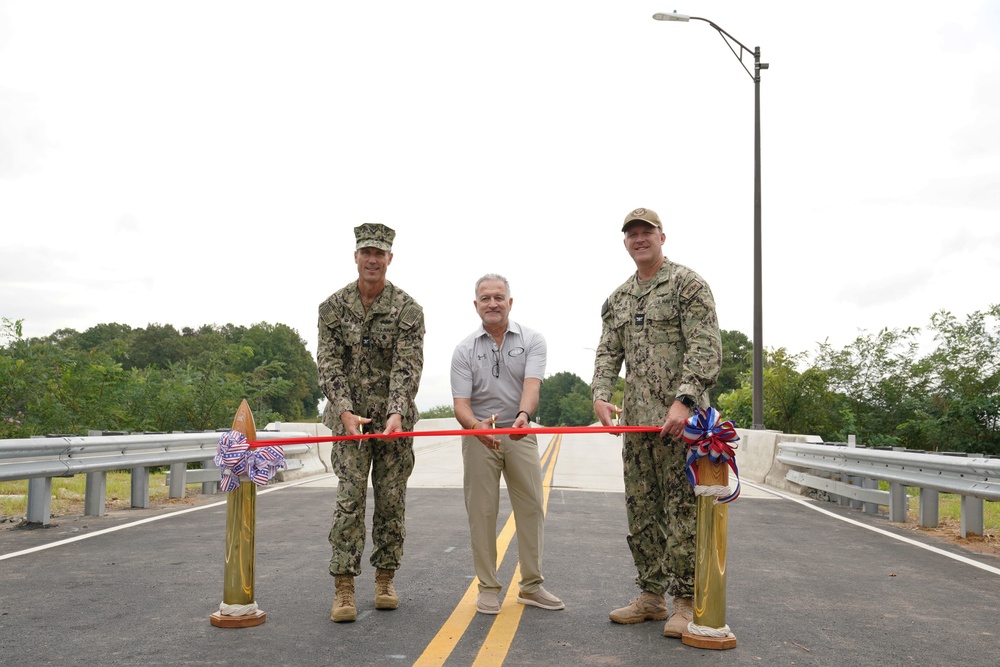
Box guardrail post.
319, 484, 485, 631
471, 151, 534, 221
918, 488, 939, 528
84, 471, 107, 517
168, 462, 186, 499
201, 458, 220, 495
26, 477, 52, 525
848, 475, 862, 509
131, 466, 150, 508
862, 478, 880, 515
836, 472, 850, 506
888, 482, 908, 522
845, 437, 868, 510
960, 496, 984, 538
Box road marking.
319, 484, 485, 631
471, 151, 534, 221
473, 437, 561, 667
414, 434, 562, 667
0, 475, 327, 562
742, 479, 1000, 576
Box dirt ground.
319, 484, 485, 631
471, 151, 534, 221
904, 519, 1000, 559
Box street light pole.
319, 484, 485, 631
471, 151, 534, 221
653, 11, 768, 429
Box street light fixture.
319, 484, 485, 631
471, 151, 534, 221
653, 11, 768, 429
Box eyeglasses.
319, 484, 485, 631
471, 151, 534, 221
492, 348, 501, 378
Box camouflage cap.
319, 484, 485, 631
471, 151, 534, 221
354, 223, 396, 252
621, 207, 662, 232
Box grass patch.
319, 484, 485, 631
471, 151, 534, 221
903, 489, 1000, 535
906, 491, 1000, 530
0, 470, 211, 519
872, 482, 1000, 531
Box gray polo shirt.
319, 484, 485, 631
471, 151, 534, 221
450, 320, 546, 427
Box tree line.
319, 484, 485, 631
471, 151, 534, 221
719, 306, 999, 456
4, 306, 998, 455
0, 318, 323, 438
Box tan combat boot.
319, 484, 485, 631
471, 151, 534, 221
663, 596, 694, 637
331, 575, 357, 622
609, 590, 669, 624
374, 568, 399, 610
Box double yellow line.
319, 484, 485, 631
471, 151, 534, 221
413, 434, 563, 667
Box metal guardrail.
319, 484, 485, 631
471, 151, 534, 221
0, 431, 308, 525
776, 441, 1000, 537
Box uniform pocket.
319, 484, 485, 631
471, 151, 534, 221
645, 311, 682, 345
342, 321, 363, 348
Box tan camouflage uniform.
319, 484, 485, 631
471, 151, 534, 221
318, 272, 425, 578
592, 257, 721, 598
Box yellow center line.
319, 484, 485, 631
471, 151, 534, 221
413, 434, 563, 667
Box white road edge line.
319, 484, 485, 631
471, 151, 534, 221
743, 479, 1000, 576
0, 474, 337, 562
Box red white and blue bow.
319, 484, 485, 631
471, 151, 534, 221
215, 430, 286, 492
681, 407, 741, 503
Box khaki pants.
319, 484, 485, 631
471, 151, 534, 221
462, 433, 545, 594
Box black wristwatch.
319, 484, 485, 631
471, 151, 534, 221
677, 395, 697, 410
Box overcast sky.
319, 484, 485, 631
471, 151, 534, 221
2, 1, 998, 412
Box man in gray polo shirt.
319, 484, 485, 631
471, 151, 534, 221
450, 273, 564, 615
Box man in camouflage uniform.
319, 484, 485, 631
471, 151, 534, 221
591, 207, 721, 638
317, 222, 425, 623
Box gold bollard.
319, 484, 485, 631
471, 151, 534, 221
682, 457, 736, 649
210, 399, 266, 628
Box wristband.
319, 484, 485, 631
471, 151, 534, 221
516, 410, 531, 422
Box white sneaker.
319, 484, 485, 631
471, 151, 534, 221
517, 586, 565, 610
476, 590, 501, 615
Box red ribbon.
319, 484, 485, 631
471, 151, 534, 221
249, 424, 661, 448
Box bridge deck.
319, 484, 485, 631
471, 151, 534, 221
1, 431, 997, 666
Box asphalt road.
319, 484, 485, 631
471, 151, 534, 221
1, 430, 998, 666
